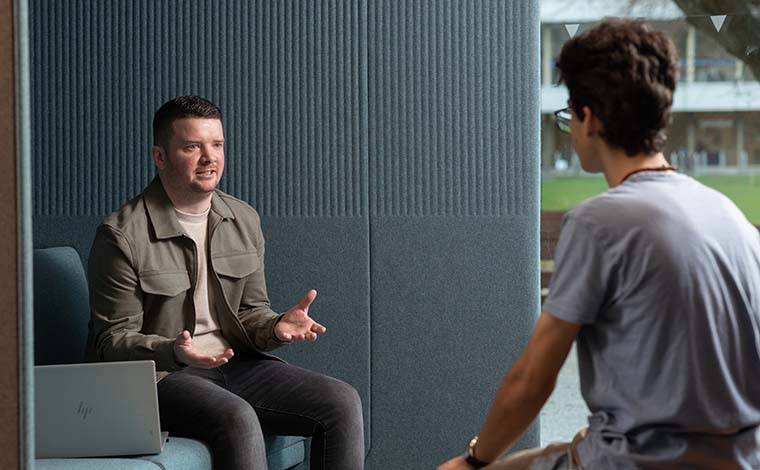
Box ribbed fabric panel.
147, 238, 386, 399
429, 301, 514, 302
30, 2, 541, 465
30, 0, 366, 218
368, 0, 536, 217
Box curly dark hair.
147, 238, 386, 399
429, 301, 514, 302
556, 18, 679, 156
153, 95, 223, 150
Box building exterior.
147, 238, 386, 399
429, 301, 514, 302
541, 0, 760, 175
538, 1, 760, 445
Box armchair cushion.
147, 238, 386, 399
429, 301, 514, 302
33, 247, 89, 365
32, 246, 306, 469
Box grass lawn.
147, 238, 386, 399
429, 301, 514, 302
542, 174, 760, 224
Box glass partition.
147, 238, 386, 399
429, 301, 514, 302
539, 0, 760, 444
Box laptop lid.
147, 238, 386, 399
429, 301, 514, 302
35, 360, 166, 458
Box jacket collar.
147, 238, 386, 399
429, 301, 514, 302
144, 177, 235, 240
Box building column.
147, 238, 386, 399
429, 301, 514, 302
687, 114, 697, 173
542, 27, 552, 87
543, 115, 556, 170
686, 26, 696, 83
737, 115, 747, 169
735, 58, 744, 81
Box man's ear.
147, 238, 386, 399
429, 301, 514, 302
151, 145, 166, 171
581, 105, 602, 137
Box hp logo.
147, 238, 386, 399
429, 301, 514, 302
77, 401, 93, 420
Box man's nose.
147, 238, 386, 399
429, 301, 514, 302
200, 145, 216, 164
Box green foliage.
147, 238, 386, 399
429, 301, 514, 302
541, 174, 760, 223
541, 176, 608, 211
697, 175, 760, 224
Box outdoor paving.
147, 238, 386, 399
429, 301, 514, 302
540, 344, 589, 445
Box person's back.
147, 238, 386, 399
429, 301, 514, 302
438, 18, 760, 470
547, 171, 760, 468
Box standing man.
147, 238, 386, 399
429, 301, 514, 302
87, 95, 364, 470
439, 19, 760, 469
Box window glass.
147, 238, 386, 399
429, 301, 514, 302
539, 0, 760, 445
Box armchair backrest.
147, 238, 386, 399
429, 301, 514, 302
33, 246, 90, 365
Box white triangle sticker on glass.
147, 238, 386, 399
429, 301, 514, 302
710, 15, 726, 32
565, 24, 580, 38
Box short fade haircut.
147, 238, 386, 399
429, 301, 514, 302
556, 18, 679, 156
152, 95, 223, 150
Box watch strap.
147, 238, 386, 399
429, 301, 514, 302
466, 435, 490, 469
464, 453, 490, 469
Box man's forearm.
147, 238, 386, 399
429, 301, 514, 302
473, 360, 557, 462
95, 326, 184, 371
238, 306, 282, 350
445, 312, 579, 468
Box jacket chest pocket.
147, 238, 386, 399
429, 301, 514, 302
138, 270, 192, 335
139, 270, 192, 296
213, 251, 259, 279
212, 251, 260, 306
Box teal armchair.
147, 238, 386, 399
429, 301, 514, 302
33, 246, 306, 470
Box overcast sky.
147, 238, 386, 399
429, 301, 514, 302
541, 0, 684, 24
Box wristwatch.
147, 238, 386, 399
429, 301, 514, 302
465, 435, 490, 469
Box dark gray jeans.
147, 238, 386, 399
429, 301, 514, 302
157, 354, 364, 470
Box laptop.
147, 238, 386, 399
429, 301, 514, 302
35, 360, 168, 458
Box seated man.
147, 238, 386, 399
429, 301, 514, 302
86, 95, 364, 470
439, 19, 760, 470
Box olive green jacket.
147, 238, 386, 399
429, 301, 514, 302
86, 177, 284, 372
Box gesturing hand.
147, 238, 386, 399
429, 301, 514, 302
173, 330, 234, 369
274, 289, 327, 342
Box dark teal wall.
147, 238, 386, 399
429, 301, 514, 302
32, 0, 367, 217
366, 2, 540, 467
31, 1, 540, 468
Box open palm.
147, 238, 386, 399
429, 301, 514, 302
274, 289, 327, 342
173, 330, 234, 369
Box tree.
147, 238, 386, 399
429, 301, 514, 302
671, 0, 760, 80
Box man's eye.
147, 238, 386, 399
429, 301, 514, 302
214, 143, 224, 149
185, 144, 199, 151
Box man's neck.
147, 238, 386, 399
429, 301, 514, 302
160, 178, 213, 214
601, 150, 672, 188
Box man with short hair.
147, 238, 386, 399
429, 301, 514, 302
87, 95, 364, 470
439, 18, 760, 469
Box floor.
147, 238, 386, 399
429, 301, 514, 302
539, 344, 589, 445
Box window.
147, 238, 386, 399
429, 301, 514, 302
539, 0, 760, 445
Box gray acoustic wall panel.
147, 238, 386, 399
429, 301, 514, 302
366, 1, 540, 468
29, 0, 372, 453
31, 0, 367, 218
31, 0, 541, 468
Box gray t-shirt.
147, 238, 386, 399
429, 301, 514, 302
543, 171, 760, 469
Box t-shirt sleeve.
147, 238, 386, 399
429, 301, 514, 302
542, 214, 609, 325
